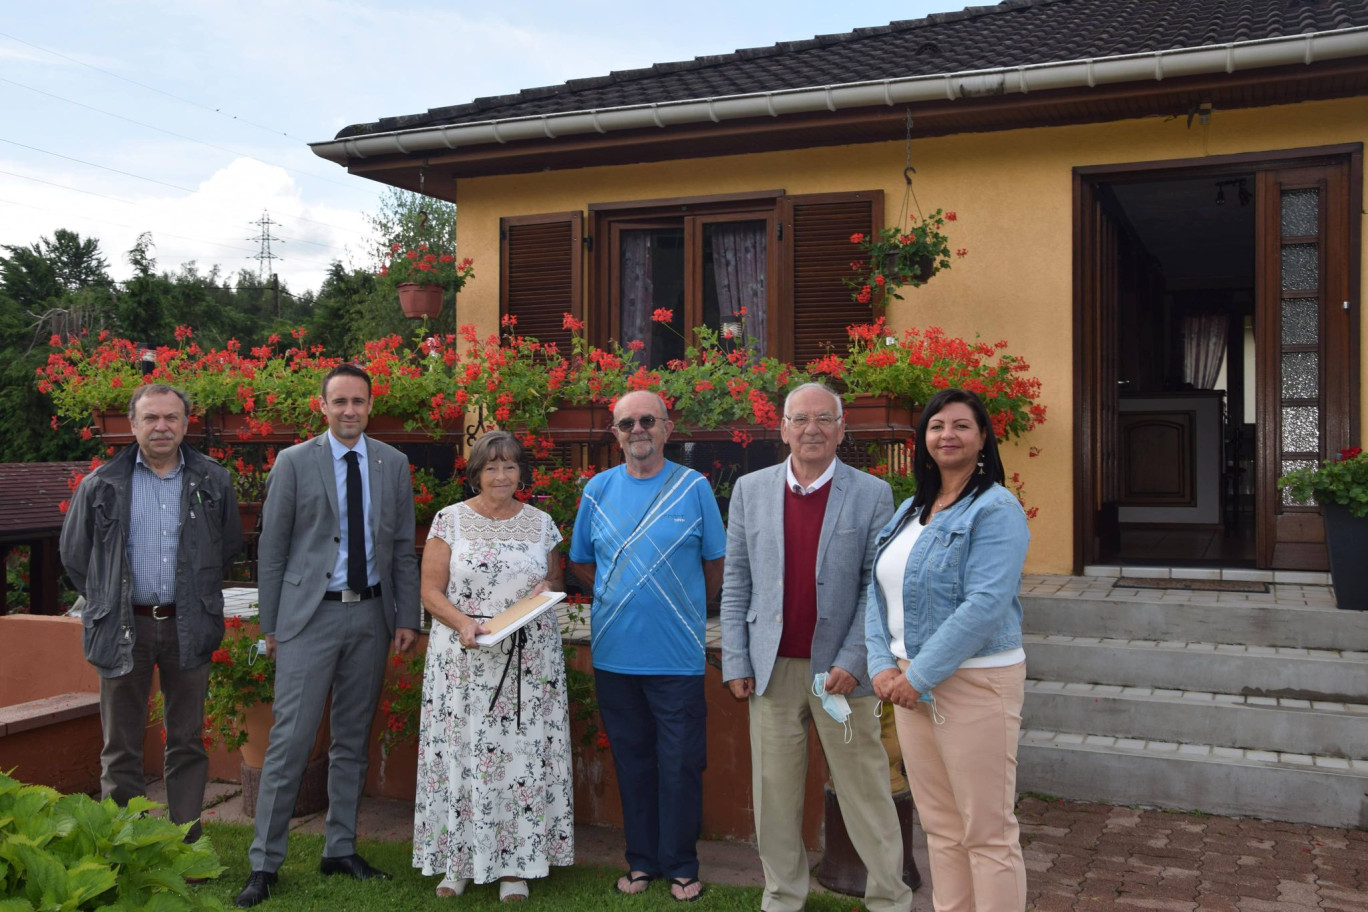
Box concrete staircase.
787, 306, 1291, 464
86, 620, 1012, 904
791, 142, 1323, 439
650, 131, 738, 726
1015, 591, 1368, 828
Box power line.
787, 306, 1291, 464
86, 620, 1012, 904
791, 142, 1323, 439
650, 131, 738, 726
0, 31, 317, 146
0, 168, 135, 204
0, 165, 355, 257
1, 196, 350, 276
0, 137, 195, 193
0, 75, 371, 198
0, 196, 263, 254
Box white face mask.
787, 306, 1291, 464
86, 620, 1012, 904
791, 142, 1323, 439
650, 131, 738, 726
812, 672, 853, 744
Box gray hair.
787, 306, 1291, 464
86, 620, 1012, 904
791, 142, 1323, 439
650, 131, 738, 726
783, 381, 843, 419
127, 383, 192, 421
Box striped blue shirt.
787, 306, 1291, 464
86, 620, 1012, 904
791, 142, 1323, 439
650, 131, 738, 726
570, 461, 726, 675
127, 451, 184, 605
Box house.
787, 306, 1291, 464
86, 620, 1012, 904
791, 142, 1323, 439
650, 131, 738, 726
313, 0, 1367, 578
311, 0, 1368, 826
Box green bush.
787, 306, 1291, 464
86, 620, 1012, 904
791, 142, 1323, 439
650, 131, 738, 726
0, 771, 225, 911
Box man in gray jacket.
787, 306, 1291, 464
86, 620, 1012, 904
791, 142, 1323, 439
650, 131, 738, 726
60, 383, 242, 842
236, 364, 420, 908
721, 382, 911, 912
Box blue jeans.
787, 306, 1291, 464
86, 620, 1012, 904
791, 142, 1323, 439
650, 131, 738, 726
594, 669, 707, 880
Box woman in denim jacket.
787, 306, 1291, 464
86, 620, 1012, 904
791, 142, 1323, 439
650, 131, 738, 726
865, 388, 1029, 912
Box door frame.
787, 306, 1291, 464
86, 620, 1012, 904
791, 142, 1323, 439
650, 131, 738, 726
1072, 143, 1362, 574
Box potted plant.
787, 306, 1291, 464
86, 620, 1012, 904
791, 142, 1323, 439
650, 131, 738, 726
651, 313, 803, 437
380, 243, 474, 320
1278, 446, 1368, 610
846, 210, 963, 304
808, 318, 1046, 444
205, 615, 329, 815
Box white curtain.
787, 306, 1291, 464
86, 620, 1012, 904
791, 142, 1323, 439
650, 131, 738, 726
1182, 313, 1228, 390
709, 222, 767, 353
619, 231, 653, 357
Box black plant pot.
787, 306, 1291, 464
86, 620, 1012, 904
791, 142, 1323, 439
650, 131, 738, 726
1322, 503, 1368, 610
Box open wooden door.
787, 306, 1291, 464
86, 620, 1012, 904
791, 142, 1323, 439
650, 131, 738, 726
1256, 158, 1359, 569
1074, 181, 1124, 569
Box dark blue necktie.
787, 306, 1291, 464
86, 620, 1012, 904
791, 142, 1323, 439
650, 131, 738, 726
343, 450, 366, 592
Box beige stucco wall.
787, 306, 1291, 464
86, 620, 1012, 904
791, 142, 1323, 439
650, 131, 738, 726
451, 95, 1368, 574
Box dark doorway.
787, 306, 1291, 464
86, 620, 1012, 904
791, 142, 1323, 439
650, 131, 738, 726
1076, 146, 1361, 572
1096, 175, 1257, 565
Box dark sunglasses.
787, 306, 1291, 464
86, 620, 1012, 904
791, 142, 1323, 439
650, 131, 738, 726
615, 415, 659, 432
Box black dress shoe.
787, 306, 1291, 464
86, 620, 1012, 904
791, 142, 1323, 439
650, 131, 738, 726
235, 871, 277, 908
319, 854, 391, 880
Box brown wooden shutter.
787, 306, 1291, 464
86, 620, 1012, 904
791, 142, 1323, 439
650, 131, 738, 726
500, 212, 583, 350
783, 190, 883, 366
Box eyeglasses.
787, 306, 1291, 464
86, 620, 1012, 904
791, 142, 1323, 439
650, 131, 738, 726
614, 415, 659, 432
784, 413, 840, 429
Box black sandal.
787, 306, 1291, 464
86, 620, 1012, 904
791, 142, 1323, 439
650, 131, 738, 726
614, 871, 654, 895
669, 876, 704, 903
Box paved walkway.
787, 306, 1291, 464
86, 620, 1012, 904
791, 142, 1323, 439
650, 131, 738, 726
165, 782, 1367, 910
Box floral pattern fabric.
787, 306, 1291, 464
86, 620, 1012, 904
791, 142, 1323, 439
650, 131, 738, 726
412, 502, 573, 883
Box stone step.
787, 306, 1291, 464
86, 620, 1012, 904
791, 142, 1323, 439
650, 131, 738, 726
1023, 635, 1368, 703
1017, 728, 1368, 829
1020, 595, 1368, 651
1023, 679, 1368, 759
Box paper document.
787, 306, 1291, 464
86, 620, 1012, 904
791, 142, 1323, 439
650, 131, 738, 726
474, 591, 566, 647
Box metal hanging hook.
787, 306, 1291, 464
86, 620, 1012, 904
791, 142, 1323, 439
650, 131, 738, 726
417, 162, 429, 229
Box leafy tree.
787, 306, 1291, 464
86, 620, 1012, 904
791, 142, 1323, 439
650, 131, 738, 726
364, 187, 457, 268
43, 228, 113, 292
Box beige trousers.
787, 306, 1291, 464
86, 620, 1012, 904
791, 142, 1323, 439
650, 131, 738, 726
893, 660, 1027, 912
750, 656, 913, 912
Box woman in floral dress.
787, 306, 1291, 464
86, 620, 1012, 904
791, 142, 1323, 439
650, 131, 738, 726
412, 431, 573, 903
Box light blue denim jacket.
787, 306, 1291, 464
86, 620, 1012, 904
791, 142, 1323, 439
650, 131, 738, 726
864, 483, 1029, 695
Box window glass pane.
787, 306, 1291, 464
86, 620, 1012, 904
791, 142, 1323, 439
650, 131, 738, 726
702, 220, 767, 355
1280, 188, 1318, 238
619, 228, 685, 368
1280, 352, 1318, 399
1280, 244, 1318, 292
1281, 459, 1318, 506
1280, 406, 1319, 453
1281, 298, 1318, 346
1274, 459, 1318, 511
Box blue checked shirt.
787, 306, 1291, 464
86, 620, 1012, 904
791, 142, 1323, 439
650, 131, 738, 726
127, 451, 184, 605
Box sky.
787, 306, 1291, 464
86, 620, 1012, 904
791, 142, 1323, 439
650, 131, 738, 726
1, 0, 968, 296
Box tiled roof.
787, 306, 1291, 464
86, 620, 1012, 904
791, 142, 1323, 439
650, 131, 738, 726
337, 0, 1368, 138
0, 462, 86, 538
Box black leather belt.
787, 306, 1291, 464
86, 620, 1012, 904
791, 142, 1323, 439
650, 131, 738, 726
322, 584, 382, 602
132, 603, 175, 619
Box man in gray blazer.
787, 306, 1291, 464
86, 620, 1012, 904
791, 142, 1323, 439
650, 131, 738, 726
721, 382, 911, 912
237, 364, 420, 908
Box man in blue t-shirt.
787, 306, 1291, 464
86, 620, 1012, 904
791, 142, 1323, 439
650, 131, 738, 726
569, 390, 725, 903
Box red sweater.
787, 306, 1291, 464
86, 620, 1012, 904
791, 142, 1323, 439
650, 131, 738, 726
777, 482, 831, 658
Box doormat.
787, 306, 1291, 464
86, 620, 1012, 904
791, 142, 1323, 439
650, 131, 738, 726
1114, 577, 1268, 593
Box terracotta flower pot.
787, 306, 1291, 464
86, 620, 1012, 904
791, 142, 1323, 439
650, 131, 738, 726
397, 282, 443, 319
842, 393, 919, 439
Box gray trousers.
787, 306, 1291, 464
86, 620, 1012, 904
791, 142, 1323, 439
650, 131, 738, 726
99, 613, 212, 841
248, 597, 390, 872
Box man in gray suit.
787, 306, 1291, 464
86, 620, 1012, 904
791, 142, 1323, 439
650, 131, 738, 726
721, 382, 911, 912
237, 364, 420, 908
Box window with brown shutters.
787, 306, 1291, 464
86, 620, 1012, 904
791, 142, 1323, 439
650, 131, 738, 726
502, 191, 880, 367
785, 191, 882, 365
500, 212, 583, 351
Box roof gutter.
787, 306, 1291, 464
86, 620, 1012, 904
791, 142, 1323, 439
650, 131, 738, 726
311, 27, 1368, 165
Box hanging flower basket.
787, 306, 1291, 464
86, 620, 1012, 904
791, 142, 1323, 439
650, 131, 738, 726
847, 209, 962, 305
396, 283, 443, 320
